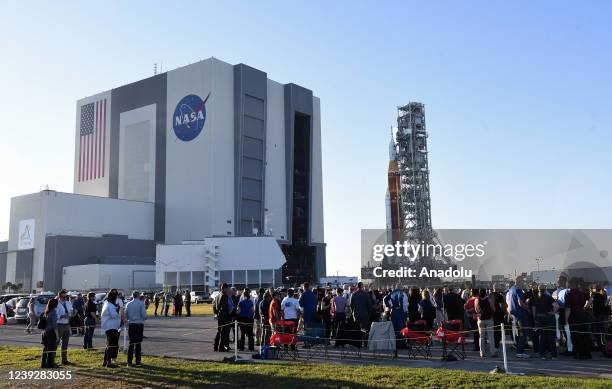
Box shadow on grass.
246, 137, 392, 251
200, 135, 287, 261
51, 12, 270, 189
72, 363, 374, 389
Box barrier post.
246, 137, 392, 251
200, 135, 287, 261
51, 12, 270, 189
123, 325, 128, 354
234, 321, 238, 361
501, 323, 509, 374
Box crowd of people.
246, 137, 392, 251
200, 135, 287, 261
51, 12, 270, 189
213, 275, 611, 361
151, 290, 192, 317
23, 273, 611, 369
38, 289, 148, 368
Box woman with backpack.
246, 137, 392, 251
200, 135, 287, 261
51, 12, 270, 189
475, 289, 498, 359
40, 297, 59, 368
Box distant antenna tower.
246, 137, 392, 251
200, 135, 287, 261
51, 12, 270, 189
154, 63, 158, 75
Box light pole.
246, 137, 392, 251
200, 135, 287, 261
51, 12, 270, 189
535, 257, 543, 282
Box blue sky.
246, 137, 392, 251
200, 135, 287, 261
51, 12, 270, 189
1, 2, 611, 277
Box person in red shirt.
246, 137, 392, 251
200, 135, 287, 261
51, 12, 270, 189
268, 291, 282, 332
464, 288, 480, 352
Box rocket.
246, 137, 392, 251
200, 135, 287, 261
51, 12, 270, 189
386, 128, 402, 244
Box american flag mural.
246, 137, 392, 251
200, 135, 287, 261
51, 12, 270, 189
78, 99, 106, 181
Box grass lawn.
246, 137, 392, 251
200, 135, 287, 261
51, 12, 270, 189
146, 302, 213, 317
0, 346, 610, 388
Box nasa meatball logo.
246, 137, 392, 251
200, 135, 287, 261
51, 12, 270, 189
172, 92, 211, 141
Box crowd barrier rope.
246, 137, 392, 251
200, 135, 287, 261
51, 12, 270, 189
3, 316, 611, 361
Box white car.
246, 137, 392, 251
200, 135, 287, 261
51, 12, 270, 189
190, 291, 211, 304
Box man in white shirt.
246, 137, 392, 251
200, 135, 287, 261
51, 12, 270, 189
281, 288, 301, 325
56, 289, 73, 365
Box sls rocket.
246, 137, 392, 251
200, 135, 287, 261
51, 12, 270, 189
386, 128, 403, 244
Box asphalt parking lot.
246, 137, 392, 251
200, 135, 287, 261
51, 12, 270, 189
1, 315, 610, 379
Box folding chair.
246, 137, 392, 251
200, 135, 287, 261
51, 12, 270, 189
269, 320, 299, 360
400, 320, 432, 359
298, 322, 328, 360
436, 320, 466, 360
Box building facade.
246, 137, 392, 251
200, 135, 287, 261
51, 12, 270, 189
1, 57, 326, 292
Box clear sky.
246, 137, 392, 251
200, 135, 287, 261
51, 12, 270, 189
1, 2, 611, 277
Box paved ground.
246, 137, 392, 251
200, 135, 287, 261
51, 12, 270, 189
1, 316, 610, 379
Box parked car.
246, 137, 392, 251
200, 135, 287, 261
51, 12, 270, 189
13, 297, 30, 323
210, 291, 221, 304
34, 293, 55, 315
0, 294, 26, 305
4, 296, 25, 318
190, 291, 212, 304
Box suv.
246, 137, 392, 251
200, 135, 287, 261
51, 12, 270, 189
190, 291, 212, 304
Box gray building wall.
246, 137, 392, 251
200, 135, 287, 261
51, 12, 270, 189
0, 241, 7, 286
43, 234, 155, 292
234, 64, 267, 236
110, 73, 167, 242
15, 249, 33, 292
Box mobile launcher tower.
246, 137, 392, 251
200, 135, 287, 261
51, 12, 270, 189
383, 102, 452, 283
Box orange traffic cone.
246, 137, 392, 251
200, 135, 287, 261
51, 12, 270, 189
0, 313, 6, 326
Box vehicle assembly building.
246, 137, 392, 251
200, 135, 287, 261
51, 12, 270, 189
1, 57, 326, 292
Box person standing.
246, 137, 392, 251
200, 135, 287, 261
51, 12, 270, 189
331, 287, 348, 337
443, 287, 464, 322
418, 290, 436, 330
253, 288, 265, 346
73, 293, 85, 335
163, 292, 171, 317
531, 284, 558, 359
553, 275, 572, 355
490, 284, 506, 350
299, 282, 317, 327
125, 291, 147, 366
214, 284, 233, 352
588, 284, 608, 351
40, 298, 59, 369
349, 282, 373, 347
101, 290, 121, 368
55, 290, 73, 365
237, 288, 255, 351
385, 286, 406, 335
565, 278, 592, 359
464, 289, 480, 352
475, 289, 498, 359
25, 297, 37, 334
173, 291, 183, 317
153, 292, 160, 316
259, 290, 272, 346
83, 292, 98, 350
184, 290, 191, 317
507, 277, 531, 358
269, 290, 282, 332
281, 288, 301, 327
320, 289, 333, 338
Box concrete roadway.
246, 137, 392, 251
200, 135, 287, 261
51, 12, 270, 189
0, 315, 610, 380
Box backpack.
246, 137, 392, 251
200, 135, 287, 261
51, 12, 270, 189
37, 314, 47, 330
